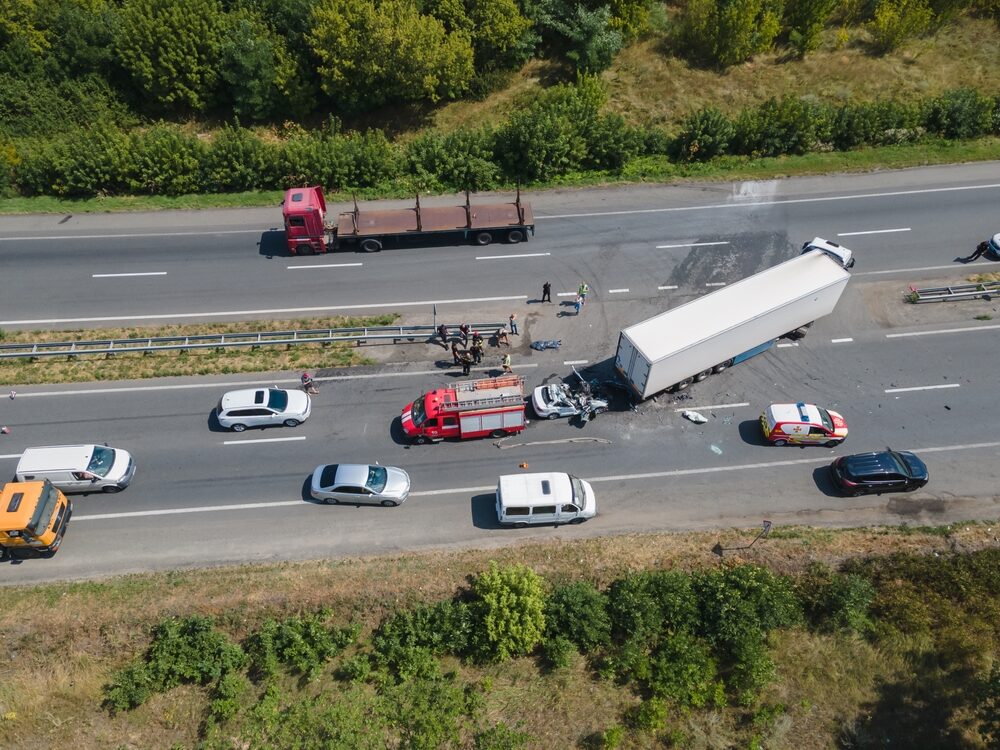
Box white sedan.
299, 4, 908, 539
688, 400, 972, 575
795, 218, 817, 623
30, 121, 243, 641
310, 463, 411, 506
215, 388, 311, 432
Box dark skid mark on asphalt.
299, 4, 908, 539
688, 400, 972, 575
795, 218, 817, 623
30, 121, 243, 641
666, 232, 792, 289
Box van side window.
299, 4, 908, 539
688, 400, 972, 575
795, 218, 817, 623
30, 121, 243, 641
505, 507, 529, 516
540, 480, 551, 495
72, 472, 89, 481
532, 505, 557, 515
561, 504, 579, 513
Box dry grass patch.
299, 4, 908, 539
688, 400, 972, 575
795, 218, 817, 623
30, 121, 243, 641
0, 314, 397, 385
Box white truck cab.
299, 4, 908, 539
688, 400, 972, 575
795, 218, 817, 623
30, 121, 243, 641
802, 237, 854, 269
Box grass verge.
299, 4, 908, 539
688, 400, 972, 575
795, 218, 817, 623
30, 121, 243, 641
0, 315, 397, 385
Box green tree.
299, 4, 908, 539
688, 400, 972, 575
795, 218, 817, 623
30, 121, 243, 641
545, 580, 611, 653
867, 0, 933, 52
678, 0, 783, 67
467, 0, 537, 70
308, 0, 474, 113
527, 0, 625, 73
216, 9, 294, 121
114, 0, 223, 112
470, 562, 546, 662
380, 672, 474, 750
785, 0, 838, 56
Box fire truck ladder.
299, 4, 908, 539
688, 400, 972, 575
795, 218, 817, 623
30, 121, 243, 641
907, 281, 1000, 303
441, 376, 525, 412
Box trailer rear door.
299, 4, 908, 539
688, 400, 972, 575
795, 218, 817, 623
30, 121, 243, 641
615, 332, 649, 396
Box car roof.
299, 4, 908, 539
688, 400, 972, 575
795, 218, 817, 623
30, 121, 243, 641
767, 402, 823, 425
221, 388, 275, 409
842, 451, 905, 476
331, 463, 372, 488
498, 472, 573, 507
17, 444, 97, 473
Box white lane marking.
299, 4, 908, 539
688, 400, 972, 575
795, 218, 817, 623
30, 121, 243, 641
0, 294, 529, 326
287, 263, 362, 270
0, 453, 22, 460
656, 241, 730, 249
563, 359, 588, 365
476, 252, 550, 260
12, 364, 540, 398
705, 282, 726, 287
658, 285, 678, 290
92, 272, 168, 278
837, 227, 910, 236
885, 383, 960, 393
673, 402, 750, 412
855, 264, 958, 277
557, 292, 576, 297
223, 435, 307, 445
607, 288, 629, 294
74, 439, 1000, 520
0, 229, 261, 242
538, 182, 1000, 220
776, 342, 799, 348
887, 323, 1000, 338
831, 337, 854, 343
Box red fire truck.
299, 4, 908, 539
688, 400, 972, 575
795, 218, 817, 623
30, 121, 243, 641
401, 375, 526, 444
282, 187, 534, 255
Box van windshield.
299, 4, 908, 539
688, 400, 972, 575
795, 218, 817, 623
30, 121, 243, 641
569, 475, 586, 509
27, 482, 59, 537
87, 446, 116, 478
410, 396, 428, 427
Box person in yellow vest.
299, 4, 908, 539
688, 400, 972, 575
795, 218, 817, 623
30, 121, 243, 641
501, 353, 512, 374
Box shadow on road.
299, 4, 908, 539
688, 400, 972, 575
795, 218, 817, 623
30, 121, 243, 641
471, 493, 500, 529
258, 229, 288, 258
812, 465, 845, 498
738, 419, 770, 446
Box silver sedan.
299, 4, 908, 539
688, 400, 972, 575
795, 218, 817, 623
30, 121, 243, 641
310, 463, 411, 506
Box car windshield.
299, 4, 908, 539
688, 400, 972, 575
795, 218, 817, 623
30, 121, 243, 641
884, 452, 909, 475
817, 408, 834, 431
410, 396, 428, 427
86, 446, 116, 477
367, 466, 388, 493
568, 475, 586, 509
267, 389, 289, 412
894, 451, 925, 478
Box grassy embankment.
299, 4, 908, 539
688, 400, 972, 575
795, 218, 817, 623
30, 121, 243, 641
1, 523, 997, 749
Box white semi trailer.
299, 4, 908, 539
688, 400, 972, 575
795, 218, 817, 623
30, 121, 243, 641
614, 239, 854, 401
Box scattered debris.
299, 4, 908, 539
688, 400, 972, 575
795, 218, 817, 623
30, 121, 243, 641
530, 339, 562, 351
682, 410, 708, 424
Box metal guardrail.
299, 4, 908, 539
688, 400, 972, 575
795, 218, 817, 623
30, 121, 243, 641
0, 322, 507, 359
907, 281, 1000, 303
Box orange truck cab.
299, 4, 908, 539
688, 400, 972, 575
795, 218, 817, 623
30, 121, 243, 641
401, 375, 526, 444
0, 480, 72, 558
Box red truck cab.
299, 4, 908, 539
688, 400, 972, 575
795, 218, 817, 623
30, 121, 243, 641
282, 186, 330, 255
401, 376, 526, 444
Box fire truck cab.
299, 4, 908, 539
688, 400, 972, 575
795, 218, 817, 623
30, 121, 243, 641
401, 375, 526, 444
0, 480, 72, 559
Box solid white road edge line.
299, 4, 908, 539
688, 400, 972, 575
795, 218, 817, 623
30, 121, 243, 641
887, 323, 1000, 338
223, 436, 308, 445
73, 440, 1000, 521
885, 383, 961, 393
0, 294, 530, 326
837, 228, 910, 236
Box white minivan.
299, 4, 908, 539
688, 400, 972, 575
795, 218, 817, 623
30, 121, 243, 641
496, 472, 596, 527
15, 444, 136, 494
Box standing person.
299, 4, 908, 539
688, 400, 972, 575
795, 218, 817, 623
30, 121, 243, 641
459, 323, 470, 347
451, 340, 461, 364
460, 352, 472, 376
437, 323, 449, 346
471, 339, 483, 364
472, 330, 483, 347
574, 295, 582, 315
501, 353, 512, 374
578, 282, 589, 306
541, 281, 552, 303
509, 313, 518, 335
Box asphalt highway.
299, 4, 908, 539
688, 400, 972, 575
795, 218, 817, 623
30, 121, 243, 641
1, 162, 999, 583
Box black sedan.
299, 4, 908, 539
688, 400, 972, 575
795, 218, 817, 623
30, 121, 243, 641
829, 450, 928, 496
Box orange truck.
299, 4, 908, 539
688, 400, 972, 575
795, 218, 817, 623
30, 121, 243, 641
0, 479, 72, 559
282, 187, 534, 255
401, 375, 526, 444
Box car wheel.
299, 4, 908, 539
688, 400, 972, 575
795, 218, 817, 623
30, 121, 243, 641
414, 435, 429, 445
568, 518, 585, 525
324, 497, 339, 505
381, 499, 399, 507
102, 485, 122, 494
283, 418, 300, 427
773, 439, 788, 447
514, 522, 528, 529
231, 423, 247, 433
824, 440, 840, 448
547, 412, 559, 420
490, 429, 506, 438
905, 485, 919, 492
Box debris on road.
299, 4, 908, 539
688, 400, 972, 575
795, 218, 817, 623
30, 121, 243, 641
682, 410, 708, 424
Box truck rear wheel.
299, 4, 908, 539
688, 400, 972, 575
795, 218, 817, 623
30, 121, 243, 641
506, 230, 524, 244
713, 359, 734, 374
414, 435, 429, 445
490, 429, 507, 438
671, 378, 693, 392
297, 244, 314, 256
361, 238, 382, 253
694, 369, 712, 382
475, 231, 493, 246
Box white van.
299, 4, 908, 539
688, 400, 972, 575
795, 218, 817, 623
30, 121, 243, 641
15, 444, 136, 494
495, 472, 596, 527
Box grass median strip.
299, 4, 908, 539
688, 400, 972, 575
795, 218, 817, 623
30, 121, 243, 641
0, 314, 397, 385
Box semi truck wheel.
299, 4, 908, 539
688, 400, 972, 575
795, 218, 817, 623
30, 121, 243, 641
694, 369, 712, 382
671, 378, 693, 392
490, 429, 506, 438
713, 359, 734, 374
506, 230, 524, 244
475, 232, 493, 245
297, 245, 314, 256
361, 238, 382, 252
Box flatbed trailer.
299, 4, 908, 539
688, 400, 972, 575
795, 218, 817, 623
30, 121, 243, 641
283, 187, 535, 255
